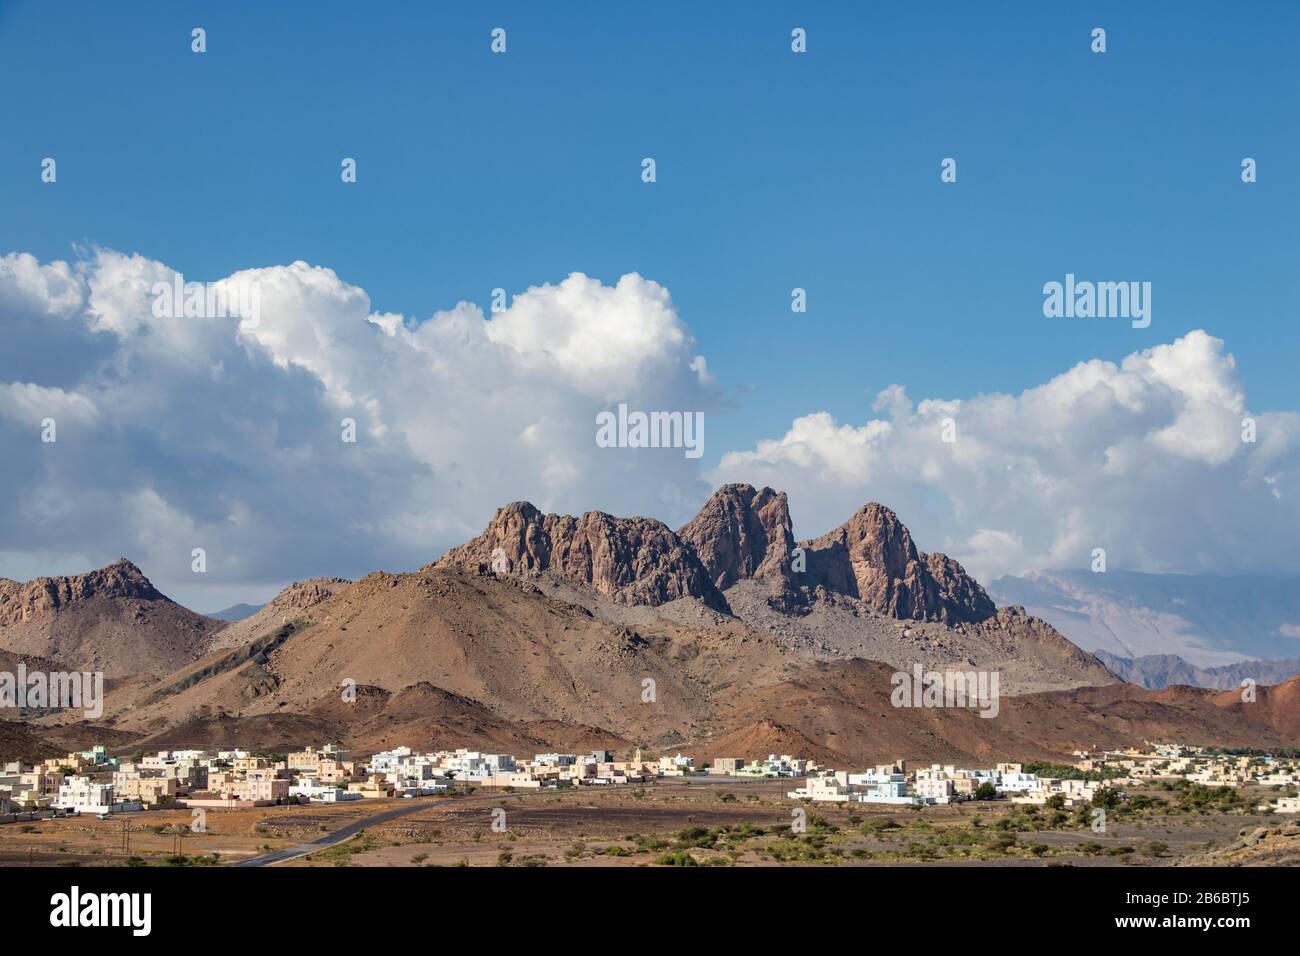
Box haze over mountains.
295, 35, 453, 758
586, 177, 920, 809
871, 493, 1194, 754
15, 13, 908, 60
207, 603, 265, 623
2, 485, 1298, 764
1091, 651, 1300, 692
990, 569, 1300, 688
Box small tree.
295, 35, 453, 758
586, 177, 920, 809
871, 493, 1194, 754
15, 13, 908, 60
1092, 787, 1121, 810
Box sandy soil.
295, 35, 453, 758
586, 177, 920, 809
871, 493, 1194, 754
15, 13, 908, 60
1, 780, 1289, 868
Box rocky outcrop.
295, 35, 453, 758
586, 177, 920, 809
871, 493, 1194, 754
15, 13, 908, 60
0, 559, 225, 677
678, 484, 795, 587
798, 503, 997, 625
0, 559, 162, 625
433, 502, 728, 611
267, 578, 349, 613
677, 484, 803, 611
438, 490, 1000, 625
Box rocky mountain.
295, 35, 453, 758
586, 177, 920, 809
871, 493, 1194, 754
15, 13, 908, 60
405, 486, 1112, 695
0, 560, 224, 678
1093, 651, 1300, 691
16, 486, 1300, 765
37, 570, 1300, 762
0, 559, 162, 623
82, 564, 799, 751
433, 501, 727, 611
445, 486, 1003, 627
678, 484, 797, 588
797, 502, 996, 625
207, 577, 349, 652
990, 569, 1300, 666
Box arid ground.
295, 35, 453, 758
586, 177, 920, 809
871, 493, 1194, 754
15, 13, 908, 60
4, 779, 1296, 868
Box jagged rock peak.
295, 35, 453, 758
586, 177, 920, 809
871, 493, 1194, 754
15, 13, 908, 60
677, 483, 796, 589
433, 501, 728, 611
800, 503, 996, 625
0, 559, 163, 625
436, 490, 998, 626
268, 577, 351, 612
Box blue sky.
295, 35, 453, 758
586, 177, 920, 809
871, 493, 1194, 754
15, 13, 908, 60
2, 1, 1298, 608
5, 1, 1296, 450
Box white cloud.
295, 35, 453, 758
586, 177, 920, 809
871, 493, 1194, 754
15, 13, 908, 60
0, 253, 86, 319
0, 250, 717, 607
4, 249, 1297, 608
0, 382, 99, 427
712, 331, 1300, 582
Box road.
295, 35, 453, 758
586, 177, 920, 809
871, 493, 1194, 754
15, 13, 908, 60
229, 775, 803, 867
230, 790, 532, 867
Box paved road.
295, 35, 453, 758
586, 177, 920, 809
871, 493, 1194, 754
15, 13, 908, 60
230, 790, 526, 867
230, 776, 804, 867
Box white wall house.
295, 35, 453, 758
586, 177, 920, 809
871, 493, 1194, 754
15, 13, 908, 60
55, 777, 114, 815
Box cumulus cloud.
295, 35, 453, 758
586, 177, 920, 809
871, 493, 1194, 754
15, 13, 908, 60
0, 250, 718, 608
4, 248, 1297, 609
712, 331, 1300, 582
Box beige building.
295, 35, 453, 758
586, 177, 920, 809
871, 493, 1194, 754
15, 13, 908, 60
711, 757, 746, 775
112, 775, 179, 805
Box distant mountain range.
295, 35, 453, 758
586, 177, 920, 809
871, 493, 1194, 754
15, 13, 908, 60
3, 485, 1300, 763
989, 569, 1300, 667
1092, 651, 1300, 691
207, 603, 265, 622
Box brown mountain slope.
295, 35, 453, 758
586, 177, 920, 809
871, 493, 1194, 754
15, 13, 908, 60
0, 719, 137, 762
19, 564, 1296, 766
207, 577, 349, 652
1210, 678, 1300, 739
308, 682, 629, 756
687, 717, 842, 765
0, 721, 64, 763
424, 486, 1114, 692
88, 565, 798, 748
56, 657, 1300, 767
0, 560, 224, 677
695, 663, 1300, 766
130, 713, 348, 755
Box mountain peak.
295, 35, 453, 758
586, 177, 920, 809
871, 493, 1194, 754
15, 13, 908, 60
0, 558, 224, 677
678, 483, 796, 592
800, 504, 995, 625
436, 487, 1000, 628
434, 502, 728, 611
0, 559, 163, 624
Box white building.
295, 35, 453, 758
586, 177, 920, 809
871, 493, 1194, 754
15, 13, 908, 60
996, 771, 1041, 793
289, 779, 362, 803
55, 777, 114, 815
788, 771, 923, 805
913, 777, 955, 804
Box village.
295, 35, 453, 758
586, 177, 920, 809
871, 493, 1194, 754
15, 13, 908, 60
2, 741, 1298, 824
